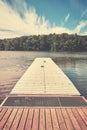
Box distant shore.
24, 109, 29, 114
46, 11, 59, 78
0, 33, 87, 51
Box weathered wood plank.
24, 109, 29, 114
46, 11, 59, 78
77, 108, 87, 125
56, 108, 67, 130
32, 109, 39, 130
82, 107, 87, 116
10, 108, 23, 130
0, 108, 12, 130
0, 108, 7, 121
0, 108, 2, 112
3, 108, 17, 130
66, 108, 81, 130
61, 108, 74, 130
51, 108, 60, 130
24, 109, 33, 130
45, 109, 53, 130
72, 108, 87, 130
0, 108, 87, 130
39, 109, 45, 130
17, 108, 28, 130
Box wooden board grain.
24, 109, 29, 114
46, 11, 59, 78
39, 109, 45, 130
3, 108, 17, 130
24, 109, 33, 130
72, 108, 87, 130
51, 108, 60, 130
10, 108, 23, 130
0, 107, 87, 130
0, 108, 12, 130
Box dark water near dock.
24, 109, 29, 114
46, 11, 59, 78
0, 51, 87, 103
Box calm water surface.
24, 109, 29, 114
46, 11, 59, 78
0, 51, 87, 103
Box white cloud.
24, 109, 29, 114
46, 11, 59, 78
74, 21, 87, 34
0, 0, 87, 39
64, 13, 70, 23
81, 10, 87, 18
0, 0, 73, 39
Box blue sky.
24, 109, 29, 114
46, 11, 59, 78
0, 0, 87, 39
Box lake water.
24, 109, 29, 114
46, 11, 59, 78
0, 51, 87, 103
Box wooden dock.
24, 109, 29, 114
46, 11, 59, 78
11, 58, 80, 95
0, 107, 87, 130
0, 58, 87, 130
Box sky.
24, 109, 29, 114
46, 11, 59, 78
0, 0, 87, 39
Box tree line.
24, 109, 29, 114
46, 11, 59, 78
0, 33, 87, 51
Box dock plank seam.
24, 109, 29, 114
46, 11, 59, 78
0, 108, 87, 130
3, 108, 18, 130
77, 108, 87, 126
66, 108, 81, 130
72, 108, 87, 130
23, 109, 29, 130
65, 108, 75, 130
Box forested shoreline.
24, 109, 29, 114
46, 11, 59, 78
0, 33, 87, 51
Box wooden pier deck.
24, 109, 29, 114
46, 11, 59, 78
11, 58, 80, 95
0, 107, 87, 130
0, 58, 87, 130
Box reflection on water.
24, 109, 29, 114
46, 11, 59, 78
0, 51, 87, 103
